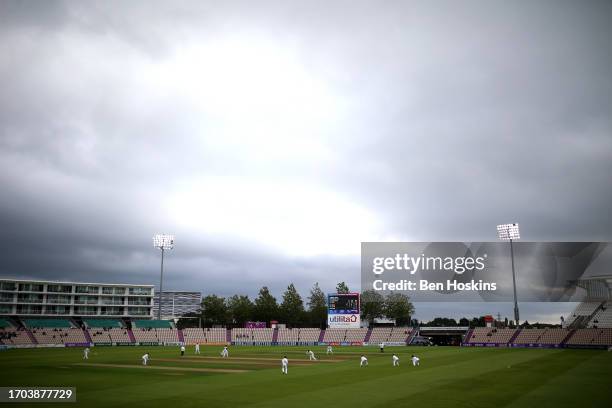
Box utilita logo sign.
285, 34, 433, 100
372, 253, 487, 275
328, 315, 359, 323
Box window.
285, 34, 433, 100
45, 305, 70, 315
100, 307, 123, 316
0, 304, 12, 313
128, 287, 151, 296
101, 297, 124, 305
74, 306, 97, 315
46, 295, 71, 304
128, 298, 150, 306
17, 294, 44, 303
0, 282, 17, 291
75, 296, 98, 305
18, 283, 44, 292
0, 293, 14, 302
47, 284, 72, 293
75, 286, 99, 294
16, 305, 42, 314
103, 287, 126, 295
128, 307, 151, 316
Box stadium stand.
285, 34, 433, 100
0, 328, 35, 346
322, 328, 368, 343
84, 319, 123, 329
344, 328, 368, 342
588, 301, 612, 328
0, 318, 12, 328
132, 320, 173, 329
368, 327, 393, 343
535, 328, 571, 345
564, 302, 603, 328
156, 328, 180, 343
277, 328, 299, 343
298, 328, 321, 342
322, 328, 345, 342
563, 328, 612, 346
108, 328, 132, 343
24, 319, 73, 328
467, 328, 517, 344
231, 328, 273, 343
30, 328, 87, 345
513, 329, 545, 344
132, 328, 159, 343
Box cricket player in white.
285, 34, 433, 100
326, 345, 333, 355
379, 342, 385, 352
360, 355, 368, 367
195, 343, 200, 354
392, 354, 400, 366
307, 350, 317, 361
83, 347, 90, 360
411, 354, 420, 366
221, 346, 229, 358
142, 353, 150, 366
180, 345, 186, 356
281, 356, 289, 374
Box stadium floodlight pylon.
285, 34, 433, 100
153, 234, 174, 320
496, 223, 520, 326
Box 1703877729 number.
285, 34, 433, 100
0, 387, 76, 402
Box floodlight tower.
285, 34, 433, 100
153, 234, 174, 320
496, 223, 520, 326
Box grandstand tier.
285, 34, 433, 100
84, 319, 123, 329
24, 319, 73, 328
132, 320, 173, 329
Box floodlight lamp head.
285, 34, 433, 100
496, 223, 520, 240
153, 234, 175, 249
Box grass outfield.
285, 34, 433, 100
0, 345, 611, 407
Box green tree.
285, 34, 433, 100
252, 286, 278, 324
307, 282, 327, 328
384, 293, 415, 326
336, 282, 350, 294
226, 295, 253, 327
279, 283, 305, 327
360, 290, 385, 325
201, 294, 227, 326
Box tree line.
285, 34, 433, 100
177, 282, 415, 329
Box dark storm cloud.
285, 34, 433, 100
1, 0, 611, 321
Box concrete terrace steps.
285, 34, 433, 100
508, 328, 522, 344
83, 328, 93, 343
364, 328, 373, 343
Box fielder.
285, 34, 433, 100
360, 355, 368, 367
379, 342, 385, 352
411, 354, 420, 366
142, 353, 150, 366
326, 345, 333, 355
180, 345, 186, 356
221, 346, 229, 358
281, 356, 289, 374
83, 347, 90, 360
392, 354, 400, 366
195, 343, 200, 354
307, 350, 317, 361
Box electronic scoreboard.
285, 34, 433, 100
327, 293, 361, 328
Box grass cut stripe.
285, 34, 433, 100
72, 362, 250, 373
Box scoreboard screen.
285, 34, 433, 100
327, 293, 359, 314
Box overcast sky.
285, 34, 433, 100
1, 0, 611, 323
